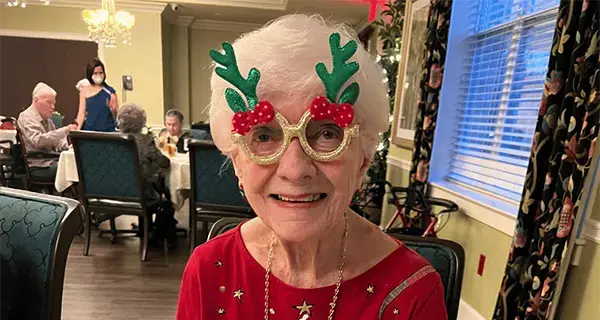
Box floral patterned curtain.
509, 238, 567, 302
406, 0, 452, 227
494, 0, 599, 318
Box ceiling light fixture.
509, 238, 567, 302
82, 0, 135, 47
6, 0, 50, 8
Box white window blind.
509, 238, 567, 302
448, 0, 560, 202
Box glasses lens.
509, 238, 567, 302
244, 122, 285, 157
305, 120, 344, 153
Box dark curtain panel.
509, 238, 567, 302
494, 0, 599, 318
406, 0, 452, 227
0, 36, 97, 123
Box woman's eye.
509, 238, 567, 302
251, 127, 278, 142
318, 127, 342, 140
321, 129, 337, 139
257, 134, 271, 142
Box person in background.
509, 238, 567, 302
161, 109, 190, 153
117, 103, 178, 246
17, 82, 76, 181
76, 58, 118, 132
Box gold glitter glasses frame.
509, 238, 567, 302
231, 110, 359, 165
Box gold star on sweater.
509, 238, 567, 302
366, 284, 376, 296
233, 288, 245, 302
294, 298, 314, 316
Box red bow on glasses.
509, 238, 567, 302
310, 96, 355, 128
231, 101, 275, 135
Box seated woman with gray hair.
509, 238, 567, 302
177, 14, 446, 319
117, 103, 178, 246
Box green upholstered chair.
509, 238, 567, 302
386, 233, 465, 320
206, 217, 247, 241
50, 112, 64, 129
0, 187, 83, 320
13, 120, 60, 192
188, 140, 253, 253
69, 131, 156, 261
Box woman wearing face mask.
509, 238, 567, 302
76, 58, 118, 132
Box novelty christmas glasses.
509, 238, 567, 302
210, 33, 361, 165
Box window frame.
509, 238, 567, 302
430, 0, 559, 219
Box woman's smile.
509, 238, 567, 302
269, 193, 328, 208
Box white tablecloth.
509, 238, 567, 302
55, 150, 191, 209
168, 153, 191, 209
0, 130, 17, 148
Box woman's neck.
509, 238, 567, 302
267, 213, 350, 288
243, 212, 399, 289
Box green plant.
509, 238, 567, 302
358, 0, 407, 221
372, 0, 406, 52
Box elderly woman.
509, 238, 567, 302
177, 15, 446, 319
117, 103, 177, 245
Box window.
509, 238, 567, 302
441, 0, 560, 203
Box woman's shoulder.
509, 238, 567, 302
361, 239, 433, 283
103, 84, 116, 94
353, 240, 446, 319
188, 225, 243, 270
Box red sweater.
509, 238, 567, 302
177, 225, 447, 319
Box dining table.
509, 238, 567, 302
54, 149, 191, 210
0, 130, 17, 147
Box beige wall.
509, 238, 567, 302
0, 5, 165, 125
188, 28, 244, 123
170, 22, 191, 125
162, 15, 173, 116
384, 145, 512, 319
557, 236, 600, 319
385, 144, 600, 319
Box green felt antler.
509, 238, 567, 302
316, 33, 360, 105
210, 42, 260, 112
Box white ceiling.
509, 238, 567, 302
164, 0, 372, 26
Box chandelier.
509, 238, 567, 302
82, 0, 135, 47
6, 0, 50, 8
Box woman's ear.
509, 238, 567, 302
358, 156, 371, 178
230, 149, 244, 180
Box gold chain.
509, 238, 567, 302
263, 212, 348, 320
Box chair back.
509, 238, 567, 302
13, 119, 35, 186
207, 217, 247, 240
50, 112, 64, 128
69, 131, 144, 202
189, 122, 212, 141
0, 187, 82, 320
189, 140, 249, 212
387, 233, 465, 320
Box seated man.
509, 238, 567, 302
161, 109, 190, 153
17, 82, 76, 181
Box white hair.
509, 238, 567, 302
32, 82, 57, 99
209, 14, 389, 159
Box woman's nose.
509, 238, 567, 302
275, 139, 317, 182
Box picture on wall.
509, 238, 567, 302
391, 0, 430, 148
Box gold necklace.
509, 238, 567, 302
263, 212, 349, 320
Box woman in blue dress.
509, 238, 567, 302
76, 58, 118, 132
